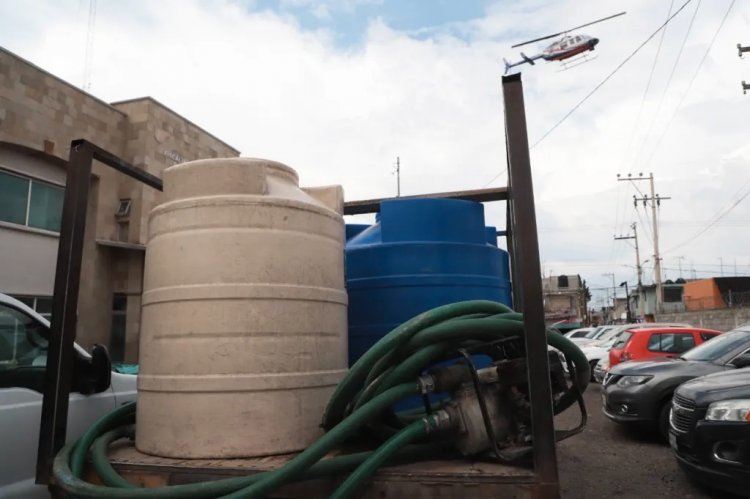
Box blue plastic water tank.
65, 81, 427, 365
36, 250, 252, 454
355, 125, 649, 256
345, 198, 512, 364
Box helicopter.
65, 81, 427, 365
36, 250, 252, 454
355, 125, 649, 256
504, 11, 626, 74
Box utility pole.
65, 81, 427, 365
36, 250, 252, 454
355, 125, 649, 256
614, 222, 643, 318
617, 173, 670, 314
602, 272, 616, 322
718, 257, 724, 277
739, 43, 750, 94
394, 156, 401, 197
676, 256, 685, 279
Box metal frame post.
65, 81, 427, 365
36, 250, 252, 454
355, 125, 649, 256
36, 140, 162, 485
36, 141, 93, 484
502, 73, 560, 497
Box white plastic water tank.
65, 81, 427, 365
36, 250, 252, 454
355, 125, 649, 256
135, 158, 348, 458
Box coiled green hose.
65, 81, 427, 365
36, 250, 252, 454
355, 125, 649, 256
52, 300, 588, 499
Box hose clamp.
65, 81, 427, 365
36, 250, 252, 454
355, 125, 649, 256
423, 409, 454, 433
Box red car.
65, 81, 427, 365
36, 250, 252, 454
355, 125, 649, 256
609, 327, 722, 367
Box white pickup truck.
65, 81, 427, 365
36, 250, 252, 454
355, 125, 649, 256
0, 292, 137, 498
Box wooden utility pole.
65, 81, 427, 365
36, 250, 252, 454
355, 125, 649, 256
617, 173, 670, 313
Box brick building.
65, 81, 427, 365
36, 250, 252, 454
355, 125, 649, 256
0, 47, 239, 361
542, 274, 587, 326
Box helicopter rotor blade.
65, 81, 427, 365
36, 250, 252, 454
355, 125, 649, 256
510, 11, 626, 48
563, 11, 627, 34
511, 31, 567, 48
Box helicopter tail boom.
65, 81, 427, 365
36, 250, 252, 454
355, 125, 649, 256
503, 52, 542, 74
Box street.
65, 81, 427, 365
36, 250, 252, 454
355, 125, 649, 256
556, 383, 733, 498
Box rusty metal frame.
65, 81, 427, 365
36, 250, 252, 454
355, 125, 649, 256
343, 187, 508, 215
36, 139, 163, 485
38, 76, 557, 496
503, 73, 560, 497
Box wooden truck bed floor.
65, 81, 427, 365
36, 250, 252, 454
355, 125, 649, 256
83, 441, 548, 498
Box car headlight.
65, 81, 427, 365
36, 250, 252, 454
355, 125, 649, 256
616, 375, 652, 387
705, 399, 750, 422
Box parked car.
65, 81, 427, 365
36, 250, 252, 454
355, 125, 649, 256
0, 293, 137, 499
563, 327, 596, 340
580, 335, 622, 380
609, 327, 722, 368
602, 326, 750, 439
593, 357, 609, 384
669, 368, 750, 496
570, 325, 615, 346
578, 323, 693, 380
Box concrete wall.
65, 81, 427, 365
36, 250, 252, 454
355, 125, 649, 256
657, 308, 750, 332
683, 278, 725, 311
543, 275, 582, 292
0, 47, 240, 361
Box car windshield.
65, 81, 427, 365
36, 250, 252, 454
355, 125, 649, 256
612, 331, 633, 349
593, 327, 614, 340
584, 327, 601, 338
680, 330, 750, 362
601, 333, 621, 348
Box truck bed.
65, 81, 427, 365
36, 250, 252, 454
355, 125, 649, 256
84, 441, 547, 498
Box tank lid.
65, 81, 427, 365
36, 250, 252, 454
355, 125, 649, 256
379, 198, 487, 244
162, 158, 299, 201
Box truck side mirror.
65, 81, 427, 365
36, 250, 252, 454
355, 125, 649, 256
731, 353, 750, 369
74, 344, 112, 394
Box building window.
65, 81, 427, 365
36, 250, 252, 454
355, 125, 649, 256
12, 295, 53, 321
663, 287, 683, 303
0, 170, 29, 225
110, 294, 127, 362
557, 275, 569, 288
0, 169, 64, 232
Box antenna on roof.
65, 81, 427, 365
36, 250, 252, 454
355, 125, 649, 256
83, 0, 96, 91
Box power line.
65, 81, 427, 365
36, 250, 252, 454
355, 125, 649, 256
481, 167, 507, 188
530, 0, 694, 149
615, 1, 674, 239
622, 0, 675, 168
664, 180, 750, 254
644, 0, 736, 167
634, 0, 701, 169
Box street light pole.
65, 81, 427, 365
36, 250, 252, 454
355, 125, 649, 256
602, 272, 616, 323
620, 281, 631, 322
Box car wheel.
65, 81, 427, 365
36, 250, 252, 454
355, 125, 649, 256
658, 400, 671, 441
588, 360, 598, 381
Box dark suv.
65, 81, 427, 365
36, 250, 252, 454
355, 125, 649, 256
603, 327, 750, 438
670, 368, 750, 496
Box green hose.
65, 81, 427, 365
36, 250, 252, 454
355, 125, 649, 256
329, 416, 437, 499
54, 384, 425, 499
220, 382, 418, 499
323, 300, 513, 429
91, 426, 137, 488
52, 299, 588, 499
57, 427, 446, 499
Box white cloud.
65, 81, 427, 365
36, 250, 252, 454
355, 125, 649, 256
1, 0, 748, 296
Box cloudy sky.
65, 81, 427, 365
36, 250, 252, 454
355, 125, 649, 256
1, 0, 748, 307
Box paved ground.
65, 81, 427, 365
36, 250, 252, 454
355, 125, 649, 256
555, 383, 734, 498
